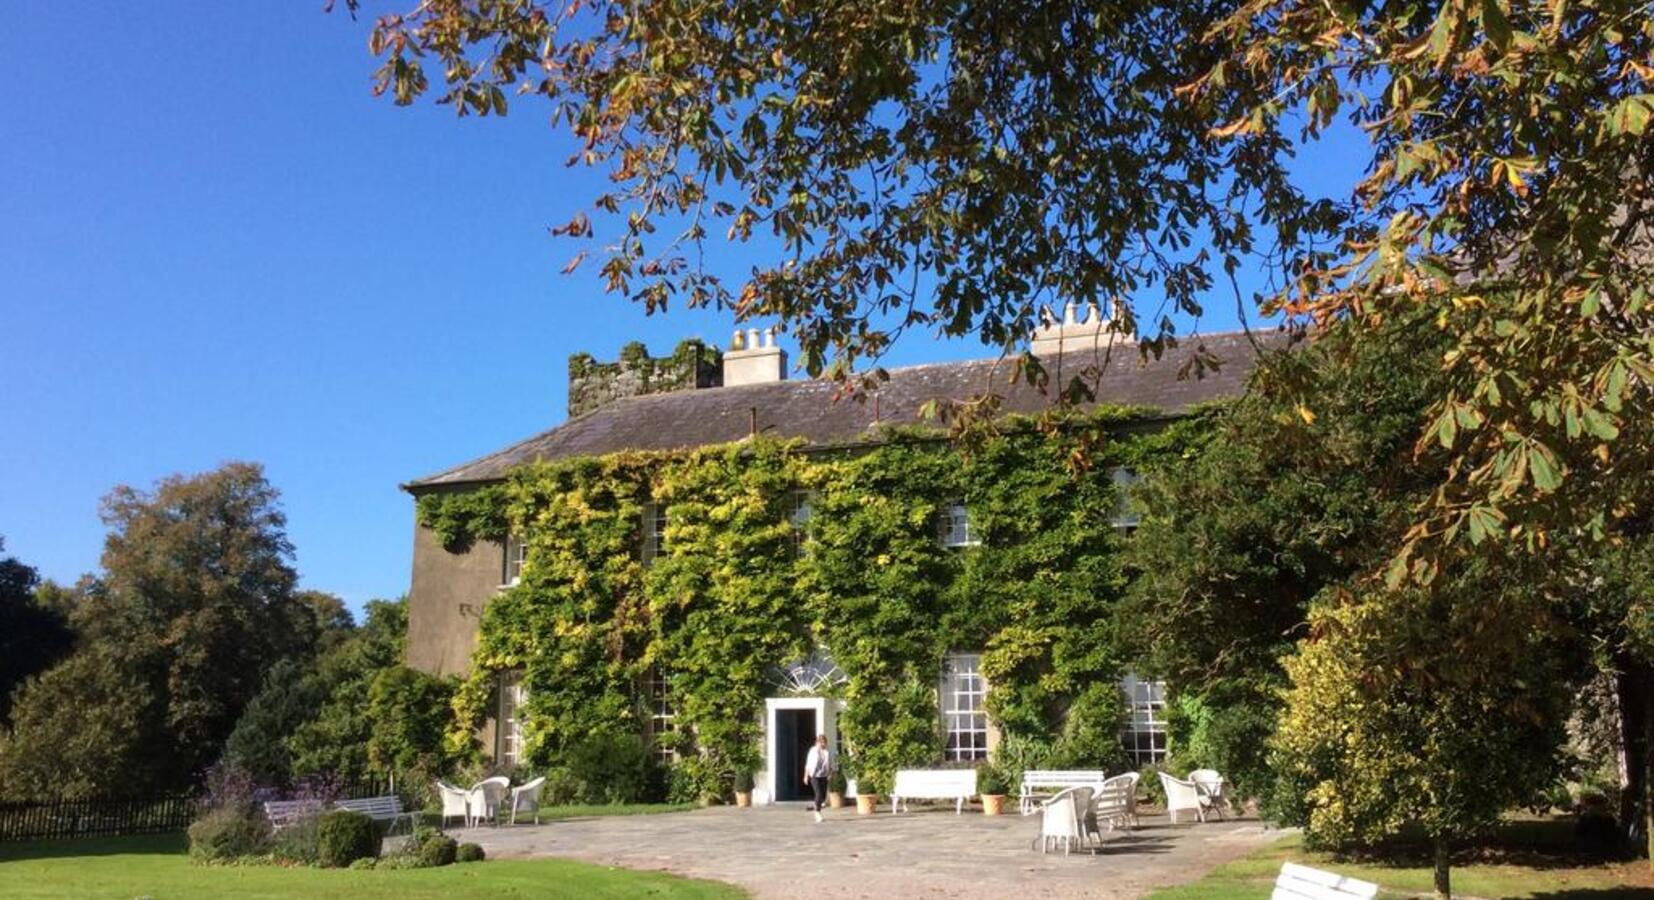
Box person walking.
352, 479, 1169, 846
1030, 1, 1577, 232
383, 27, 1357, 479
803, 734, 831, 823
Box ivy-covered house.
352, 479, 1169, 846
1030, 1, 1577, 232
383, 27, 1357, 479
402, 313, 1272, 803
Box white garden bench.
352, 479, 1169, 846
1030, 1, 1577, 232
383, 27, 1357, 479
262, 798, 324, 832
889, 769, 977, 814
333, 795, 417, 835
1272, 862, 1379, 900
1019, 769, 1110, 815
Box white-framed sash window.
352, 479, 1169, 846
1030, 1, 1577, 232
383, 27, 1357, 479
497, 671, 527, 766
1120, 673, 1167, 764
641, 503, 668, 565
938, 502, 979, 548
503, 535, 528, 586
1109, 468, 1142, 531
942, 652, 989, 761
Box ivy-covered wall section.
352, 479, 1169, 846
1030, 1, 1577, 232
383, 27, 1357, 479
415, 408, 1204, 802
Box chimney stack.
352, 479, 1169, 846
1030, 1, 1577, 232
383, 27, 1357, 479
1030, 301, 1126, 357
722, 327, 788, 386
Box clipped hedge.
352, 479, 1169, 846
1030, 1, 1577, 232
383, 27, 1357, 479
416, 831, 458, 868
316, 809, 380, 868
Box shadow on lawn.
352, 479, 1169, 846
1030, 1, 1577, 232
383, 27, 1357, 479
1526, 891, 1654, 899
0, 833, 186, 862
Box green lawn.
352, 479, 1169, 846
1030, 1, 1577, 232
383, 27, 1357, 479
1146, 822, 1654, 900
0, 833, 746, 900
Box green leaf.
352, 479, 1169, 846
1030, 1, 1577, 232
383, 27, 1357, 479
1580, 406, 1620, 441
1480, 0, 1513, 52
1607, 95, 1654, 136
1527, 444, 1562, 491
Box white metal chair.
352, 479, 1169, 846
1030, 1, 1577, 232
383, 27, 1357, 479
1034, 785, 1092, 855
467, 776, 511, 827
1188, 768, 1228, 820
1159, 771, 1206, 824
1085, 773, 1138, 842
509, 776, 546, 825
436, 781, 471, 828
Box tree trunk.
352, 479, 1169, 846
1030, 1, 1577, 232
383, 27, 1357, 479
1646, 678, 1654, 864
1614, 661, 1640, 837
1432, 837, 1451, 900
1614, 657, 1649, 856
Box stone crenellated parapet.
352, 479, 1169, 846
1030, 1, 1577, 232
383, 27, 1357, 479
567, 339, 723, 418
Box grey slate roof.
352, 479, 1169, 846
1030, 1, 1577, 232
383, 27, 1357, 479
406, 329, 1284, 489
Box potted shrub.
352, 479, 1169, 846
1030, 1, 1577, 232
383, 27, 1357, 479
977, 763, 1009, 816
827, 769, 847, 808
856, 772, 884, 815
733, 770, 754, 808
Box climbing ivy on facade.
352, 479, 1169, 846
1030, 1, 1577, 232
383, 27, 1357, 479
416, 407, 1208, 801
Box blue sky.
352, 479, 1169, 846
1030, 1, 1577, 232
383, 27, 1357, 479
0, 3, 1363, 612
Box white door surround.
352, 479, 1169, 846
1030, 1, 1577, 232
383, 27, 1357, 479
761, 696, 843, 803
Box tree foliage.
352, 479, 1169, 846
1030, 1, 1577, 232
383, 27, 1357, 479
340, 0, 1653, 562
0, 463, 314, 797
336, 0, 1332, 400
0, 539, 74, 725
1187, 0, 1654, 573
1272, 561, 1581, 877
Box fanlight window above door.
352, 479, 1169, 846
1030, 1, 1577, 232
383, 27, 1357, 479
769, 650, 848, 696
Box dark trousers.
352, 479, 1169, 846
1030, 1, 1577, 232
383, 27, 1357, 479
810, 776, 828, 811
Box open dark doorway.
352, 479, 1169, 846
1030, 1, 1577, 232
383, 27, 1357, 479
773, 708, 818, 802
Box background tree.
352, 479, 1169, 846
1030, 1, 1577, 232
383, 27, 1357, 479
287, 599, 415, 782
1273, 562, 1581, 900
0, 538, 74, 724
0, 463, 312, 797
1123, 314, 1447, 796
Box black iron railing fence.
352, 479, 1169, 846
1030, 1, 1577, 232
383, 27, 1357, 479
0, 795, 195, 842
0, 775, 399, 842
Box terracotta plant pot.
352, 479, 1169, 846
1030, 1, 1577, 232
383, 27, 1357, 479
734, 791, 752, 808
856, 794, 878, 815
981, 794, 1007, 816
828, 791, 845, 809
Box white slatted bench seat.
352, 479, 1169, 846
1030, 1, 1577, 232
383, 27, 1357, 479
1272, 862, 1379, 900
262, 799, 324, 832
889, 769, 977, 815
333, 795, 416, 835
1019, 770, 1110, 815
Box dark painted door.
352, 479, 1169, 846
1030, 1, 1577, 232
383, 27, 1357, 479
774, 709, 817, 801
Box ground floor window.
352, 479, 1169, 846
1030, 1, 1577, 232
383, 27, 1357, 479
1121, 673, 1167, 765
648, 671, 678, 763
497, 670, 526, 766
942, 652, 989, 761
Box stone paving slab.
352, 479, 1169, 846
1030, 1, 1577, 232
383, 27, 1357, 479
452, 805, 1285, 899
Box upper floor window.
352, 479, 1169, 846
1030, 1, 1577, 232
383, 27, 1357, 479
941, 652, 989, 761
788, 490, 815, 557
938, 501, 979, 548
641, 503, 668, 565
1109, 468, 1142, 531
502, 535, 528, 586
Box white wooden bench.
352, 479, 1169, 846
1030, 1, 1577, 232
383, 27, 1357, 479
889, 769, 977, 814
1019, 769, 1110, 815
262, 798, 325, 832
1272, 862, 1379, 900
333, 795, 416, 835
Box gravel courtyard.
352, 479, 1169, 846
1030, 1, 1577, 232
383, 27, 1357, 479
451, 805, 1283, 899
